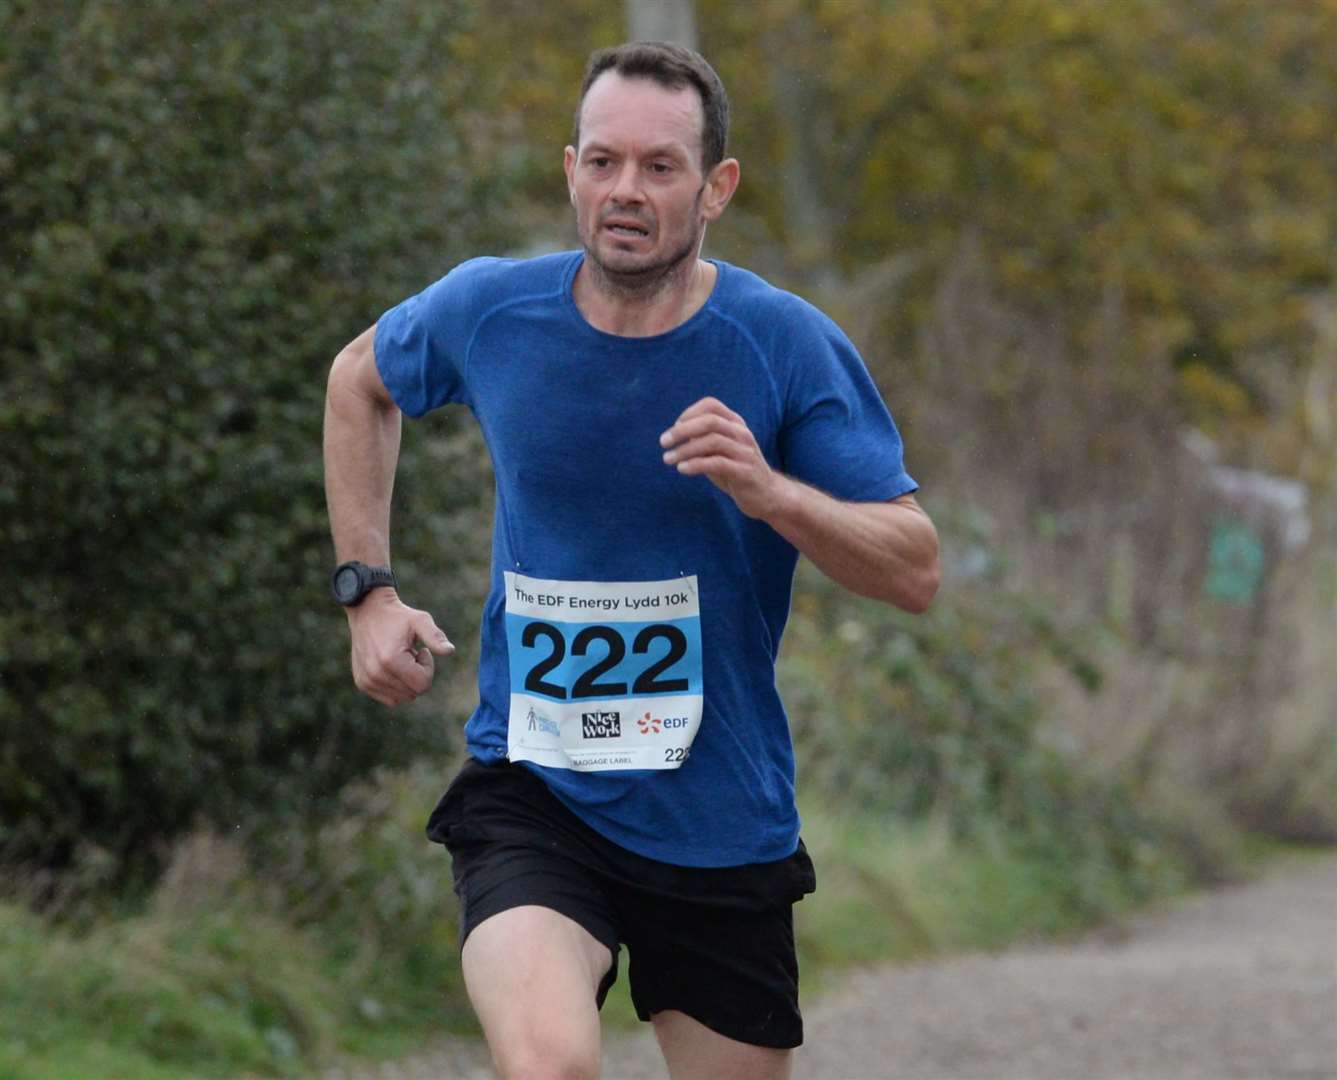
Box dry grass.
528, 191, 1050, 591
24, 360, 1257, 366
842, 237, 1337, 858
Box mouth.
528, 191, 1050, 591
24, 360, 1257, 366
602, 219, 651, 239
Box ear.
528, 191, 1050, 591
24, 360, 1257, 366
563, 145, 577, 206
701, 157, 740, 222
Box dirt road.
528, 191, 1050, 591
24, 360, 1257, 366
319, 855, 1337, 1080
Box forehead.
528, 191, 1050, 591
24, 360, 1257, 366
577, 71, 704, 157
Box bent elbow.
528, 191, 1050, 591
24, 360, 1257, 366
901, 559, 941, 614
866, 558, 939, 612
899, 506, 940, 614
892, 523, 941, 612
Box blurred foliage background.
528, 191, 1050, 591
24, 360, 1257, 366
2, 0, 1334, 1076
1, 0, 508, 889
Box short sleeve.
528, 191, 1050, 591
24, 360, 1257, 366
779, 309, 918, 502
373, 259, 490, 417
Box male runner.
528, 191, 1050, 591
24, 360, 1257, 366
324, 41, 939, 1080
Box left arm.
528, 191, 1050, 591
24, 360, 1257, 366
660, 397, 940, 612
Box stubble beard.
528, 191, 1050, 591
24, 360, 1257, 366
585, 231, 700, 300
580, 190, 706, 301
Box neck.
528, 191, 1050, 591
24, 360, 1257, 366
573, 250, 716, 338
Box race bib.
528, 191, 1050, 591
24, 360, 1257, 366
503, 571, 703, 771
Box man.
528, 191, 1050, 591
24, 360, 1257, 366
324, 41, 938, 1080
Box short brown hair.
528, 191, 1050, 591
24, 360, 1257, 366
573, 41, 730, 171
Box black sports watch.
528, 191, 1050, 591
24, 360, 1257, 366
330, 561, 398, 606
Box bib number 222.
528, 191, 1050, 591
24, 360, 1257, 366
503, 571, 703, 772
520, 621, 689, 700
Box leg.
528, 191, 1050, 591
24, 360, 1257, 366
462, 904, 614, 1080
651, 1009, 793, 1080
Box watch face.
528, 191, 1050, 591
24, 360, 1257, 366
332, 565, 362, 604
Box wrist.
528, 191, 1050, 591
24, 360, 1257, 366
344, 585, 402, 621
331, 560, 398, 606
754, 471, 803, 525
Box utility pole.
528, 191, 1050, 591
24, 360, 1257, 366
625, 0, 697, 49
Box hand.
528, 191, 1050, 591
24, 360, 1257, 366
346, 590, 454, 707
660, 397, 784, 519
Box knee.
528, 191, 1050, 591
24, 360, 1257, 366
492, 1034, 601, 1080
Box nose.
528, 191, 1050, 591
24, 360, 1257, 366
609, 159, 643, 204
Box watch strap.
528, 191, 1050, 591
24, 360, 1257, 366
332, 561, 398, 605
363, 565, 398, 592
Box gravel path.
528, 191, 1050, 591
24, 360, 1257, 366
317, 856, 1337, 1080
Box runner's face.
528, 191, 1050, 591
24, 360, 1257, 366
565, 73, 711, 285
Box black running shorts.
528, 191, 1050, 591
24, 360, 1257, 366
427, 757, 816, 1049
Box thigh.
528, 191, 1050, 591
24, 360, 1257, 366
652, 1009, 792, 1080
624, 897, 804, 1052
446, 822, 623, 1078
463, 905, 613, 1080
437, 760, 624, 1007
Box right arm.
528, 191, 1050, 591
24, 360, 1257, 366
324, 324, 453, 706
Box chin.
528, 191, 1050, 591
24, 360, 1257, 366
592, 244, 660, 276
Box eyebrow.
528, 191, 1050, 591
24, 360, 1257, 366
581, 141, 690, 160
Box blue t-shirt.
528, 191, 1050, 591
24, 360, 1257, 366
374, 251, 917, 867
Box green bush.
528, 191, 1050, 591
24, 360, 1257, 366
0, 1, 508, 889
782, 521, 1177, 904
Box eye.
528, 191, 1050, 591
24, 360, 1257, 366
589, 156, 612, 169
648, 161, 673, 175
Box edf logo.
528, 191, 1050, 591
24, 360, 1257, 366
662, 716, 689, 729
